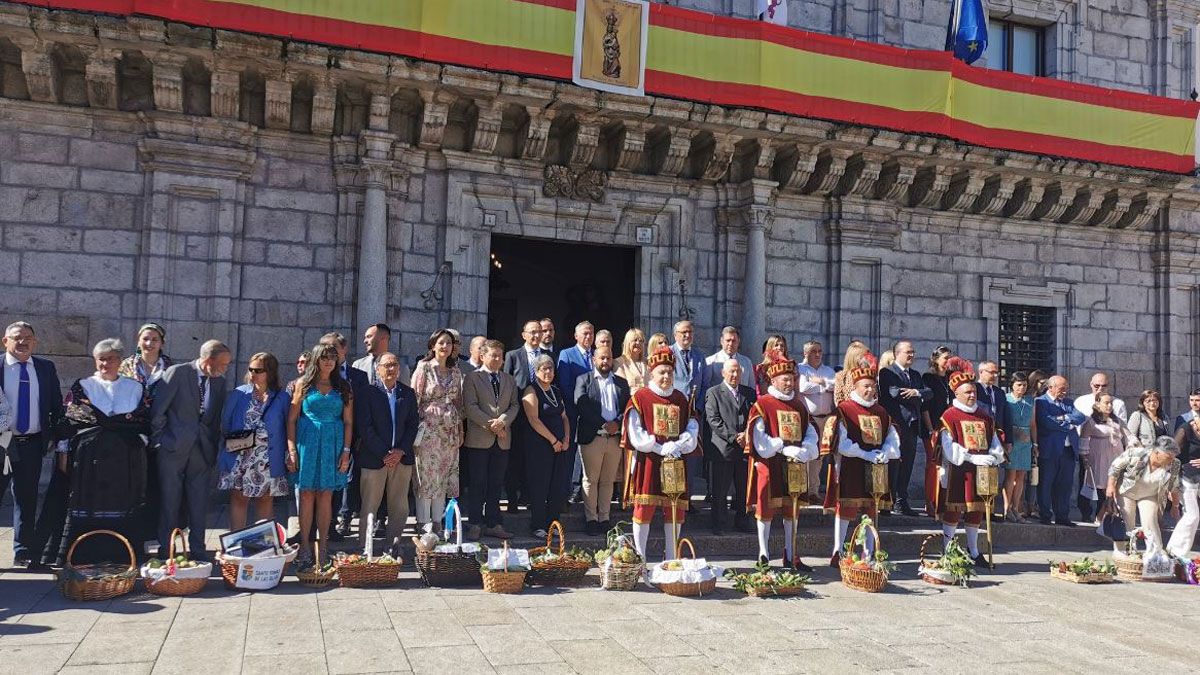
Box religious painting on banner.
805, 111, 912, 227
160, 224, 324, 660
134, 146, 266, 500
573, 0, 649, 96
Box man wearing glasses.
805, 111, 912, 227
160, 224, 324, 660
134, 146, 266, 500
975, 361, 1013, 519
1072, 372, 1128, 424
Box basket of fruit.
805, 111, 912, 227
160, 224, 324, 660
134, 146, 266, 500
594, 522, 644, 591
335, 552, 403, 588
413, 500, 483, 587
1049, 557, 1117, 584
59, 529, 139, 601
917, 535, 976, 588
725, 561, 810, 598
141, 528, 212, 596
481, 542, 530, 594
839, 516, 894, 593
295, 541, 337, 588
649, 538, 721, 597
527, 520, 593, 587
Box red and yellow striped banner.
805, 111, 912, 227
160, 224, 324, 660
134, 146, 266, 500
18, 0, 1198, 173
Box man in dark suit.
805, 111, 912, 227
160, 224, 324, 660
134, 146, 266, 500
502, 319, 547, 512
150, 339, 231, 559
557, 321, 595, 506
704, 359, 755, 534
1035, 375, 1088, 526
322, 331, 370, 539
1, 321, 64, 568
355, 352, 418, 557
463, 340, 520, 540
878, 340, 931, 516
975, 360, 1013, 519
574, 345, 630, 535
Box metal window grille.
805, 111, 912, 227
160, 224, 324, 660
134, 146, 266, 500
998, 304, 1056, 383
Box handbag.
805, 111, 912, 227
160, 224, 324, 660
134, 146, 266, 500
225, 391, 281, 452
1096, 498, 1128, 541
1079, 466, 1098, 501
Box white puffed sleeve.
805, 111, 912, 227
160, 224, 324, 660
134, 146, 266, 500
625, 409, 662, 455
752, 419, 782, 459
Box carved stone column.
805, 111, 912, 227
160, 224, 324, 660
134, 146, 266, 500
211, 68, 240, 119
264, 78, 292, 129
151, 52, 187, 113
311, 79, 336, 135
84, 48, 118, 109
743, 203, 771, 351
356, 129, 396, 338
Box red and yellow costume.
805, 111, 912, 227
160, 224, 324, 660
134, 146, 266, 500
746, 391, 817, 521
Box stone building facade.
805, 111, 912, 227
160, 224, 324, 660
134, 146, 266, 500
0, 1, 1198, 409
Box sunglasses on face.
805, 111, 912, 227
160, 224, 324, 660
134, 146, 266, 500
248, 367, 266, 374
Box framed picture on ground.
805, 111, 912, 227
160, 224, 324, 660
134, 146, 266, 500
219, 520, 282, 556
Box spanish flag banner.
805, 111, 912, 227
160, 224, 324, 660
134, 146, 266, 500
18, 0, 1199, 174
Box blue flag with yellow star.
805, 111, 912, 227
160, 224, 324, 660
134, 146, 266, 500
946, 0, 988, 65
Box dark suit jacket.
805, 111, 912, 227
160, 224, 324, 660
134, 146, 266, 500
2, 355, 64, 447
976, 382, 1013, 444
150, 361, 226, 462
879, 364, 931, 434
1035, 394, 1087, 460
704, 381, 756, 461
503, 346, 543, 391
556, 345, 593, 423
574, 372, 630, 445
355, 382, 419, 470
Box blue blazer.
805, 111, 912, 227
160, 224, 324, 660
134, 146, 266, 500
671, 344, 709, 412
1034, 394, 1087, 460
219, 385, 288, 478
355, 382, 419, 470
556, 346, 593, 422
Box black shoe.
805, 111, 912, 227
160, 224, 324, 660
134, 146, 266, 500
1056, 519, 1076, 527
24, 559, 50, 572
971, 554, 990, 568
1039, 518, 1053, 526
792, 559, 814, 574
585, 520, 598, 537
13, 554, 31, 569
897, 500, 918, 517
758, 555, 770, 567
599, 520, 611, 532
829, 553, 841, 569
335, 519, 352, 538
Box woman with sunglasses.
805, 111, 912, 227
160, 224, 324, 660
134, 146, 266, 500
220, 352, 290, 530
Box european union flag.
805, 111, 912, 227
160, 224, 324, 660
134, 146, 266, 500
946, 0, 989, 65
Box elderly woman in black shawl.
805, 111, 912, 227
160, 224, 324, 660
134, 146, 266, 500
52, 338, 152, 564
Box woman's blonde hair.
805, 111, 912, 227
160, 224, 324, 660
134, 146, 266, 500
621, 327, 646, 364
841, 340, 867, 372
646, 332, 668, 361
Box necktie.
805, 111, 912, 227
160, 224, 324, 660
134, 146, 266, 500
490, 373, 500, 399
199, 375, 208, 416
371, 358, 380, 386
681, 350, 691, 377
584, 350, 592, 371
15, 361, 30, 434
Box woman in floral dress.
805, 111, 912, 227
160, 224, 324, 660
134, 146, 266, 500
411, 329, 465, 533
219, 352, 290, 531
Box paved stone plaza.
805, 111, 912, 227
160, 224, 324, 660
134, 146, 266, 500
0, 519, 1192, 674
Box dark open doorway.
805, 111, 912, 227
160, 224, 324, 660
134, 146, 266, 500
487, 235, 637, 352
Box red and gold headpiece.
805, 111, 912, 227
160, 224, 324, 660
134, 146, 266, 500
764, 348, 796, 379
647, 346, 676, 371
945, 356, 976, 392
849, 351, 878, 384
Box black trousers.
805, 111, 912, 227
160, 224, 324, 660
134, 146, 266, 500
466, 442, 508, 528
525, 442, 573, 532
505, 424, 528, 506
36, 463, 69, 564
890, 420, 920, 504
709, 456, 748, 520
0, 434, 47, 559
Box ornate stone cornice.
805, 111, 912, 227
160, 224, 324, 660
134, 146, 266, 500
137, 137, 256, 180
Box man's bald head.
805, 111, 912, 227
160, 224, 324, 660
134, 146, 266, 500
1047, 375, 1068, 398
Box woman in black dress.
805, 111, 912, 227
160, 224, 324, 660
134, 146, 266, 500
921, 346, 954, 518
521, 355, 571, 538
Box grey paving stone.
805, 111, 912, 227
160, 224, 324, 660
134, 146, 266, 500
242, 652, 328, 675
468, 623, 563, 667
392, 609, 473, 648
404, 645, 496, 675
323, 628, 411, 674
65, 620, 171, 666
0, 643, 76, 675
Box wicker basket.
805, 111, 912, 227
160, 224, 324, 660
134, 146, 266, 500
414, 501, 482, 587
744, 583, 805, 598
527, 521, 592, 587
599, 559, 643, 591
59, 529, 138, 601
218, 545, 297, 590
655, 539, 718, 597
296, 541, 338, 588
337, 556, 403, 588
917, 534, 957, 587
839, 520, 888, 593
142, 529, 211, 597
1115, 556, 1143, 582
481, 542, 527, 594
1050, 567, 1116, 584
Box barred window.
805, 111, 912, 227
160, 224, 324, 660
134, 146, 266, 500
998, 304, 1055, 383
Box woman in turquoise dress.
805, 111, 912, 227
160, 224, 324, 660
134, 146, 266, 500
1004, 371, 1036, 522
286, 343, 353, 564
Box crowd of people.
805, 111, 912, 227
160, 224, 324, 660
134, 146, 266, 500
0, 317, 1196, 572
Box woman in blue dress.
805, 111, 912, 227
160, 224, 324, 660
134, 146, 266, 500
1004, 371, 1036, 522
286, 343, 353, 564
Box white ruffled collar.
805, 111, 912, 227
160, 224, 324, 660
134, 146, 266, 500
952, 399, 979, 414
648, 382, 675, 397
850, 391, 876, 407
767, 386, 794, 401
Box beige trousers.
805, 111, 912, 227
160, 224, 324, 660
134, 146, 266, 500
580, 435, 623, 522
359, 462, 413, 552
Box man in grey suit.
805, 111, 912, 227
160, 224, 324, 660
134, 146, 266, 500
705, 359, 755, 534
150, 339, 232, 559
463, 339, 520, 540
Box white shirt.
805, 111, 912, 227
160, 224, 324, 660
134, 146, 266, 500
796, 362, 836, 417
80, 375, 144, 416
4, 352, 41, 434
939, 399, 1005, 467
835, 392, 901, 463
1074, 393, 1128, 424
750, 388, 820, 462
193, 359, 211, 415
594, 372, 619, 421
705, 350, 753, 388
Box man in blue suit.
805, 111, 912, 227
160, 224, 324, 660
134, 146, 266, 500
1, 321, 64, 568
355, 352, 418, 557
670, 320, 709, 511
1035, 375, 1087, 526
557, 321, 594, 505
